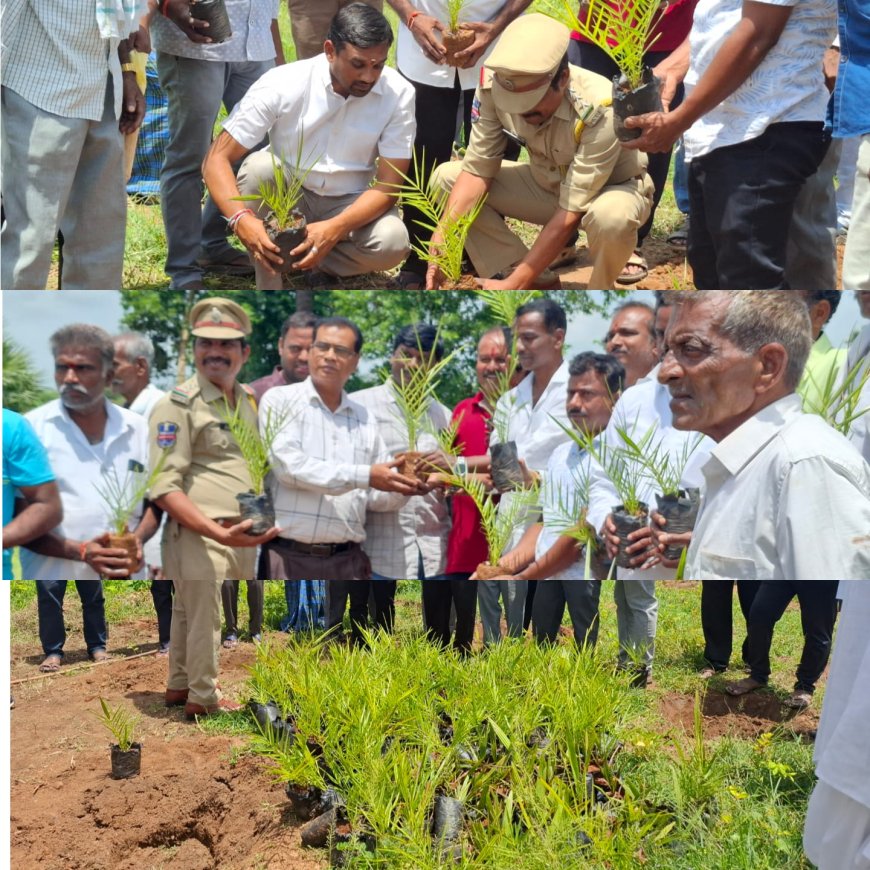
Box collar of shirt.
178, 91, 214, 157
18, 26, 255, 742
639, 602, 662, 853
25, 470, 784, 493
512, 358, 569, 411
705, 393, 804, 480
195, 371, 253, 413
44, 397, 137, 454
300, 375, 358, 418
316, 52, 387, 102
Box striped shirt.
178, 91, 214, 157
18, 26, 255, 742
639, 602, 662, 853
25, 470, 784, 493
260, 378, 404, 545
2, 0, 129, 121
150, 0, 279, 63
351, 382, 451, 580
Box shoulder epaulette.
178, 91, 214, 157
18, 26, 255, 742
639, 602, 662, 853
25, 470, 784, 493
479, 67, 493, 90
170, 378, 199, 406
567, 87, 608, 144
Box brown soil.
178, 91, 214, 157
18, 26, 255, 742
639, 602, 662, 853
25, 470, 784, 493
475, 562, 506, 580
659, 689, 819, 742
553, 235, 847, 290
396, 450, 430, 484
443, 28, 475, 67
11, 642, 326, 870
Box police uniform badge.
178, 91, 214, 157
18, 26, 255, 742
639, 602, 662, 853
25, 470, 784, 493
157, 422, 178, 449
471, 96, 481, 124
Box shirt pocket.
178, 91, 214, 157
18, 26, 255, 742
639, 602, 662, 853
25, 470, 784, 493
201, 422, 232, 456
698, 552, 757, 581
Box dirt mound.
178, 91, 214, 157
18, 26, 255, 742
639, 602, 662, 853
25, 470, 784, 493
660, 689, 819, 741
11, 647, 325, 870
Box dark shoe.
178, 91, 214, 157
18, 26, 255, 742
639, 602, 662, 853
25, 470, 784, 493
165, 688, 189, 707
184, 698, 243, 719
783, 690, 813, 710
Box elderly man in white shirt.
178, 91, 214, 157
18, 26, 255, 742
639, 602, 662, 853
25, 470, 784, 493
203, 3, 415, 289
588, 300, 714, 687
481, 299, 571, 643
259, 316, 420, 643
352, 323, 451, 631
659, 291, 870, 710
22, 325, 156, 672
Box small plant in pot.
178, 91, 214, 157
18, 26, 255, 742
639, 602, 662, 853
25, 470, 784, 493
445, 473, 538, 579
547, 0, 666, 141
442, 0, 476, 66
96, 697, 141, 779
233, 140, 318, 271
388, 332, 457, 482
476, 289, 536, 491
639, 431, 704, 562
93, 455, 165, 577
222, 401, 294, 535
388, 152, 486, 289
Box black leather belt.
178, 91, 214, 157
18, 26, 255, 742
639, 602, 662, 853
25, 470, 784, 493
273, 538, 356, 557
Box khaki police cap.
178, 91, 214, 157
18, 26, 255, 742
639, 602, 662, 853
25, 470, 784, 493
486, 14, 571, 115
189, 297, 252, 339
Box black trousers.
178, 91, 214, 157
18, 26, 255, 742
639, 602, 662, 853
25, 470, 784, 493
746, 580, 839, 693
701, 579, 760, 672
567, 41, 685, 245
688, 121, 829, 289
150, 577, 174, 647
220, 578, 264, 637
421, 573, 478, 653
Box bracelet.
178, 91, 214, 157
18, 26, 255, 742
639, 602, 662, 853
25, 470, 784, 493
227, 208, 255, 234
158, 0, 171, 16
407, 10, 422, 29
79, 541, 89, 562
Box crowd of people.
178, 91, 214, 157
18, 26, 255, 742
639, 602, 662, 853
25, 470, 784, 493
1, 0, 867, 291
4, 289, 870, 868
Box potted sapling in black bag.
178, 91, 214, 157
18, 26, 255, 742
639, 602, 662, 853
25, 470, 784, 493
222, 400, 293, 535
97, 697, 141, 779
190, 0, 233, 42
548, 0, 666, 141
233, 139, 318, 271
475, 289, 536, 490
641, 432, 704, 562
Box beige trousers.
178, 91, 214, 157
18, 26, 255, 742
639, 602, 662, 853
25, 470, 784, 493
286, 0, 384, 60
237, 149, 409, 288
162, 520, 256, 707
431, 160, 650, 289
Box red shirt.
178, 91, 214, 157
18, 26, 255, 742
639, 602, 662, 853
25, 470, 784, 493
571, 0, 698, 55
248, 366, 292, 404
446, 392, 493, 574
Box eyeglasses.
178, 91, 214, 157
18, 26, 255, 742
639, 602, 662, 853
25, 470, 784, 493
312, 340, 357, 360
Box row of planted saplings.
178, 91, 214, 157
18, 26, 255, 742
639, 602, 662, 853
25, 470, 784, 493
249, 699, 623, 866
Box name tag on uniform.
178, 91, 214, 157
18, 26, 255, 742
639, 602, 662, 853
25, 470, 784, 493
156, 422, 178, 448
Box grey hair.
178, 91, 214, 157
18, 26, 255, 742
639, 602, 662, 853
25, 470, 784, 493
50, 324, 115, 373
678, 291, 812, 391
114, 331, 155, 369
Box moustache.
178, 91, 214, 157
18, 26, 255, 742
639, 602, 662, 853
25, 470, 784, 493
60, 384, 90, 398
203, 356, 231, 366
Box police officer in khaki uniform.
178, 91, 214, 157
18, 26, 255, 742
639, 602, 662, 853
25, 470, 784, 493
429, 13, 653, 291
149, 298, 280, 719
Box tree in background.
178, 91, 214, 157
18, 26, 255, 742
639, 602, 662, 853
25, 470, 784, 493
2, 339, 57, 413
120, 290, 621, 409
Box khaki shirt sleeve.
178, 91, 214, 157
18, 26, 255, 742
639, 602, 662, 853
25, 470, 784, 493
461, 83, 509, 180
149, 396, 193, 502
559, 105, 629, 213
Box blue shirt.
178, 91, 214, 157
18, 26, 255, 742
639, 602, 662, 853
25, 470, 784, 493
833, 0, 870, 138
2, 408, 56, 580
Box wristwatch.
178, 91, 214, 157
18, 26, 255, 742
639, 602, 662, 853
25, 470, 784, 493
454, 457, 468, 476
121, 63, 136, 74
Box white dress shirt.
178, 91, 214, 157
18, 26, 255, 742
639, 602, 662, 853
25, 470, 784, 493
21, 399, 149, 581
586, 372, 715, 582
847, 325, 870, 462
813, 579, 870, 810
537, 439, 595, 582
491, 359, 572, 551
685, 394, 870, 580
683, 0, 836, 161
128, 383, 167, 420
396, 0, 504, 90
351, 382, 451, 579
150, 0, 279, 62
260, 378, 404, 545
223, 54, 416, 197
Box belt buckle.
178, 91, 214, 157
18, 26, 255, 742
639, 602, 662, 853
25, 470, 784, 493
310, 543, 332, 557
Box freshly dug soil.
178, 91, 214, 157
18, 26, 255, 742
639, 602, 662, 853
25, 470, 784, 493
443, 28, 475, 66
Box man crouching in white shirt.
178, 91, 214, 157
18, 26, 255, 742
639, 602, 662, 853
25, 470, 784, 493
202, 4, 415, 289
658, 290, 870, 710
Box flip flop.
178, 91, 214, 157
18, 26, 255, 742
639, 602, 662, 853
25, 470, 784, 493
90, 649, 110, 663
222, 635, 238, 650
39, 654, 62, 673
667, 219, 689, 250
615, 250, 648, 286
783, 691, 813, 710
725, 677, 764, 697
